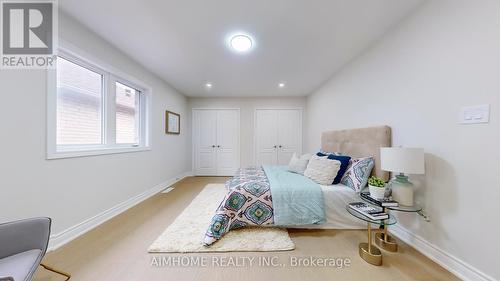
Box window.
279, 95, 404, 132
115, 82, 140, 144
47, 49, 151, 159
56, 57, 103, 145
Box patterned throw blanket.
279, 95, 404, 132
203, 167, 274, 246
203, 166, 325, 246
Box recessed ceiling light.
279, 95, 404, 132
205, 83, 212, 89
229, 34, 253, 52
278, 82, 285, 88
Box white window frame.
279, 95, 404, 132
47, 44, 152, 159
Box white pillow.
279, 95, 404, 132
288, 153, 311, 175
304, 155, 341, 185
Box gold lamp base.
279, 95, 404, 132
375, 233, 398, 252
359, 243, 382, 266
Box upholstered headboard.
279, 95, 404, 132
321, 126, 392, 181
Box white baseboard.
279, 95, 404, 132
391, 224, 496, 281
47, 171, 192, 251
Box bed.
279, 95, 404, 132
293, 125, 392, 229
204, 126, 391, 246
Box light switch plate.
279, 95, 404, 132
459, 104, 490, 124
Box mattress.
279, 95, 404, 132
288, 183, 365, 229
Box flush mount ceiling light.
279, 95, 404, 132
229, 34, 253, 52
278, 82, 286, 88
205, 83, 213, 89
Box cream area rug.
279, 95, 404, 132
148, 183, 295, 253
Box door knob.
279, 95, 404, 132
279, 145, 282, 148
273, 145, 277, 148
212, 145, 216, 148
217, 145, 221, 148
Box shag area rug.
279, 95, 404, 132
148, 183, 295, 253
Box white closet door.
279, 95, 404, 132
216, 110, 240, 175
193, 110, 217, 175
277, 109, 302, 165
255, 110, 279, 166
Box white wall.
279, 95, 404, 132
0, 12, 190, 240
188, 97, 306, 167
306, 0, 499, 280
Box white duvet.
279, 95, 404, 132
288, 183, 365, 229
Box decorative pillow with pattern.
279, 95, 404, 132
341, 157, 375, 192
304, 155, 341, 185
317, 152, 351, 185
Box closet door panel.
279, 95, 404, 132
193, 110, 217, 175
255, 110, 278, 166
216, 110, 240, 175
277, 109, 302, 165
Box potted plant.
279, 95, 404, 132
368, 176, 386, 199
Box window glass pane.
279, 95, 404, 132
116, 82, 140, 144
56, 57, 103, 145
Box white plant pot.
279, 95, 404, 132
369, 185, 386, 200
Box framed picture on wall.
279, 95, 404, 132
165, 110, 180, 134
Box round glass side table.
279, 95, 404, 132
360, 196, 422, 252
346, 206, 397, 266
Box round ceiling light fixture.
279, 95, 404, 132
229, 34, 253, 52
278, 82, 286, 88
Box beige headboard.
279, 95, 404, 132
321, 126, 392, 181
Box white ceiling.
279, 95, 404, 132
60, 0, 423, 97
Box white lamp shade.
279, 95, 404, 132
380, 147, 425, 174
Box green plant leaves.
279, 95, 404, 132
368, 176, 385, 187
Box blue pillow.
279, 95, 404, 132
317, 152, 351, 184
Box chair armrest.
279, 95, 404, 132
0, 218, 51, 259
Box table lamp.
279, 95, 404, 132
380, 147, 425, 206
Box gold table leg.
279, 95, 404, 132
40, 263, 71, 281
359, 222, 382, 266
375, 208, 398, 252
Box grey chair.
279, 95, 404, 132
0, 218, 70, 281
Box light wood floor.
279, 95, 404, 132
34, 177, 458, 281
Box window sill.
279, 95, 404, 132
46, 146, 151, 160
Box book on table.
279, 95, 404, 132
360, 192, 399, 207
348, 202, 389, 220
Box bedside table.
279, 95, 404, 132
346, 206, 397, 266
360, 195, 422, 252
